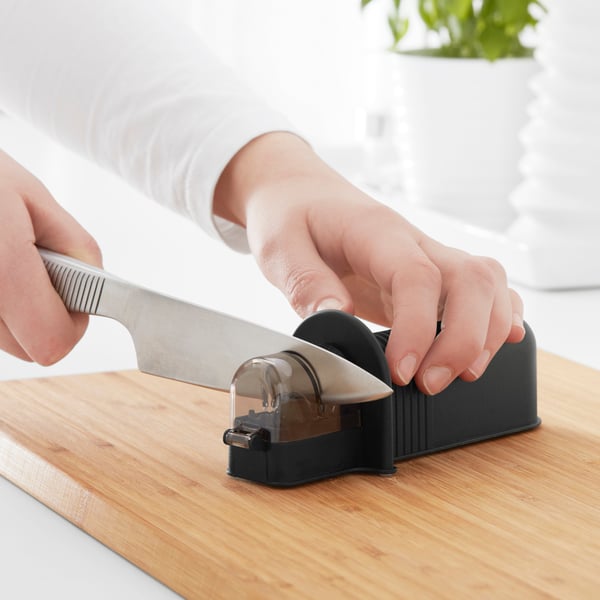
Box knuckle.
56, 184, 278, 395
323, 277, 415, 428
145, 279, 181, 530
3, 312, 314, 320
284, 267, 322, 313
253, 233, 280, 270
400, 255, 442, 292
481, 256, 507, 281
462, 256, 501, 292
26, 317, 86, 367
509, 287, 523, 311
81, 237, 103, 266
488, 309, 514, 347
28, 173, 52, 198
459, 334, 485, 363
31, 335, 75, 366
63, 233, 103, 267
30, 345, 63, 366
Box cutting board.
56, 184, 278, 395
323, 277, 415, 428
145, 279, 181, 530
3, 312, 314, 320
1, 352, 599, 598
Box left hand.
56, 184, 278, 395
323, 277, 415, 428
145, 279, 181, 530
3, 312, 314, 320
214, 133, 525, 395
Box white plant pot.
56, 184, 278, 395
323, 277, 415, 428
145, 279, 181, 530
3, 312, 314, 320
392, 53, 539, 230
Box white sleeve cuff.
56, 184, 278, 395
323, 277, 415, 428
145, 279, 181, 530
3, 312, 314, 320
0, 0, 303, 254
183, 108, 298, 254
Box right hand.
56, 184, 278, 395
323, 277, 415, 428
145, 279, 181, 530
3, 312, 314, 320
0, 149, 102, 364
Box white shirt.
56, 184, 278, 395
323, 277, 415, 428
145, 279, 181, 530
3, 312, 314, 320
0, 0, 295, 251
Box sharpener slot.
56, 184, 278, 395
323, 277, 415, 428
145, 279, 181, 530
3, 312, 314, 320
223, 424, 270, 451
225, 351, 359, 446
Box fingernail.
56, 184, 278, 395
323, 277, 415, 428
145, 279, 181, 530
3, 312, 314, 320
423, 366, 453, 395
467, 349, 491, 379
396, 353, 418, 385
315, 297, 344, 312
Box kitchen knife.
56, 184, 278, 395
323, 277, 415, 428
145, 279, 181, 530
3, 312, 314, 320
39, 249, 393, 404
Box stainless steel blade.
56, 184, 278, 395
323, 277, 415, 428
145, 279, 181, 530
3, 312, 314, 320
40, 249, 393, 404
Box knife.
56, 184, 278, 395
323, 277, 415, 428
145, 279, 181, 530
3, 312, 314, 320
39, 249, 392, 404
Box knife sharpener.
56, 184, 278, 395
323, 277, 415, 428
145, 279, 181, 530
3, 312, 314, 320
223, 310, 539, 486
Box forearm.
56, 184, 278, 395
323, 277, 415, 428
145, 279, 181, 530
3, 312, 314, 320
213, 131, 375, 233
0, 0, 294, 248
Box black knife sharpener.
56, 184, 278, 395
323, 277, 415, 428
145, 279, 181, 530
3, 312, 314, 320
223, 310, 539, 486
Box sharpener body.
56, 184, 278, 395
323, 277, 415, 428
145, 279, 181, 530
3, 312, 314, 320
224, 311, 539, 486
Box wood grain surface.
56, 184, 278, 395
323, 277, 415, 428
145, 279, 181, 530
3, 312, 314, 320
1, 351, 599, 599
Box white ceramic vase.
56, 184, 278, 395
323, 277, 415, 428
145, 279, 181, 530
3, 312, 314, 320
392, 53, 539, 230
508, 0, 600, 257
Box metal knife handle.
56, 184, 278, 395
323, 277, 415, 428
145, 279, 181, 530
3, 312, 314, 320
39, 248, 132, 324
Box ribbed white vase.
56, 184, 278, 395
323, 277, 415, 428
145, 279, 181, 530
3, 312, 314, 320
508, 0, 600, 258
392, 53, 538, 230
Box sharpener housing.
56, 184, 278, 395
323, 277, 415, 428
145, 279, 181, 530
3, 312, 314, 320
224, 351, 361, 449
223, 310, 539, 486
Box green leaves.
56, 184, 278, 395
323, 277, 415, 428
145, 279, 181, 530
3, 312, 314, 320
477, 0, 541, 59
479, 22, 515, 60
361, 0, 545, 60
445, 0, 472, 20
388, 12, 409, 46
419, 0, 439, 29
496, 0, 530, 23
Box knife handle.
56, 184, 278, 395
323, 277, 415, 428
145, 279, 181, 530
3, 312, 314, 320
39, 248, 131, 322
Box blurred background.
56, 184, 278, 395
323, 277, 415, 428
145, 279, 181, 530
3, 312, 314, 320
187, 0, 395, 147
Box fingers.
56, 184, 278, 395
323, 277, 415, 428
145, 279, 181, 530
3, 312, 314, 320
21, 173, 102, 266
251, 219, 355, 318
0, 193, 90, 364
340, 274, 393, 326
341, 211, 523, 394
506, 288, 526, 343
410, 250, 524, 395
0, 318, 32, 362
338, 207, 442, 387
383, 252, 442, 386
0, 153, 101, 364
414, 256, 507, 392
458, 271, 523, 383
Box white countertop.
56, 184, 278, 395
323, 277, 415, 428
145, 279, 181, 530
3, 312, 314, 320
1, 116, 599, 598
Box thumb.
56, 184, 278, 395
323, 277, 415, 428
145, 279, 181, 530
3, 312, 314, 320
23, 180, 103, 267
254, 228, 354, 319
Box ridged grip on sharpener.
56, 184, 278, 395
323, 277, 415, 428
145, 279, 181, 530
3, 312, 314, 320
43, 260, 106, 314
372, 329, 431, 457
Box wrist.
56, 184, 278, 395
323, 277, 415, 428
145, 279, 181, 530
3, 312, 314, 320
213, 132, 328, 227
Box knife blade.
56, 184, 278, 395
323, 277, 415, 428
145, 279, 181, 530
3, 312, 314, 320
39, 249, 392, 404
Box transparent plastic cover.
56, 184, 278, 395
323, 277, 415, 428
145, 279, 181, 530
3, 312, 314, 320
230, 352, 359, 443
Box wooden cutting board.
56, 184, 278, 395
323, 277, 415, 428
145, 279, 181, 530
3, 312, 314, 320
1, 351, 599, 599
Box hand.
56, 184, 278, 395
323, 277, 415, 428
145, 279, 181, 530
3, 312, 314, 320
0, 150, 102, 364
214, 133, 525, 395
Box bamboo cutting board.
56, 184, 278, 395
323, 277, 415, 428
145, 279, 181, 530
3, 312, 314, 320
1, 351, 599, 599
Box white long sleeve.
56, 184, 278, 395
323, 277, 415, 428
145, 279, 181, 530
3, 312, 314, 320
0, 0, 295, 251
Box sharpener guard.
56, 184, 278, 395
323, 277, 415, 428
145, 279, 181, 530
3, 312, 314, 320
224, 310, 539, 486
